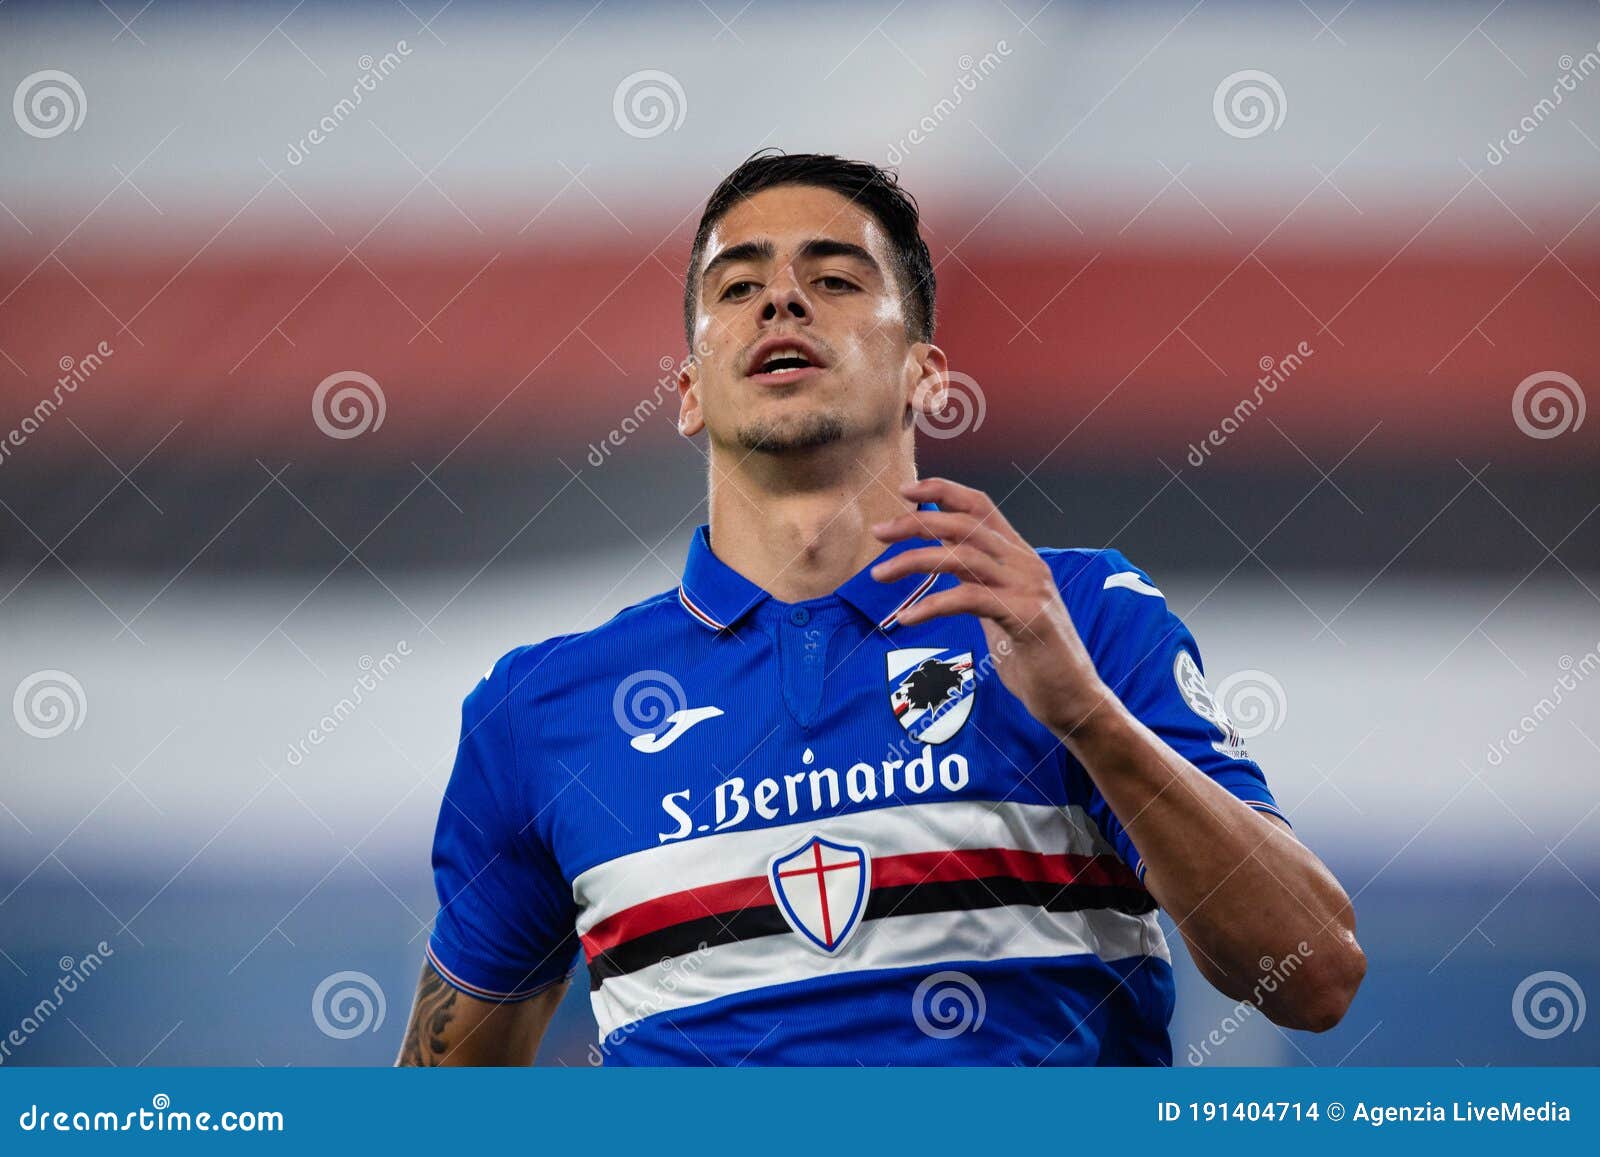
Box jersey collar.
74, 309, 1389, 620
678, 502, 946, 634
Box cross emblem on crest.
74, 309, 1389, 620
767, 834, 871, 954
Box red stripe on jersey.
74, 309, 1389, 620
580, 846, 1143, 959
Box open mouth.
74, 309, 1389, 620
746, 338, 828, 380
756, 348, 816, 376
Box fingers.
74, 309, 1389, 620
899, 477, 1018, 538
870, 509, 1010, 557
894, 584, 1017, 630
871, 543, 1007, 587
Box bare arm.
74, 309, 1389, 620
395, 960, 567, 1066
1063, 703, 1365, 1031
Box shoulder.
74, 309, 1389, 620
463, 584, 692, 711
1036, 546, 1168, 610
1036, 546, 1183, 669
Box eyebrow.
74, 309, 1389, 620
700, 237, 882, 294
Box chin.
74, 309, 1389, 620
734, 411, 847, 454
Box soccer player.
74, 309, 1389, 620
396, 152, 1365, 1066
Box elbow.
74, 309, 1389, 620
1271, 936, 1367, 1033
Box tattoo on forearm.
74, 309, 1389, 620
397, 962, 459, 1066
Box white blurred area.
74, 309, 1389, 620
4, 558, 1595, 880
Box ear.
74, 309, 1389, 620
677, 356, 704, 437
906, 342, 949, 420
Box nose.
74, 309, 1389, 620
758, 267, 812, 327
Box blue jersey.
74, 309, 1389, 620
426, 507, 1286, 1065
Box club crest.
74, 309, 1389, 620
768, 835, 871, 954
887, 647, 975, 745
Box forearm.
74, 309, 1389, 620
1063, 694, 1365, 1031
396, 960, 565, 1066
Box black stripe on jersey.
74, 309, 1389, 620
587, 878, 1157, 989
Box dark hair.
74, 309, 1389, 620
683, 150, 936, 349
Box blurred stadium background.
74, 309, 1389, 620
2, 0, 1597, 1066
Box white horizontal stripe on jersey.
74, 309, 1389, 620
572, 797, 1114, 937
590, 900, 1168, 1038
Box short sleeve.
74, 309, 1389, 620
426, 656, 580, 1000
1058, 550, 1289, 882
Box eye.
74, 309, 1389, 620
816, 275, 858, 292
720, 279, 759, 301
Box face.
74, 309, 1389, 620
678, 184, 945, 457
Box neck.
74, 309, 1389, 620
705, 440, 918, 603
